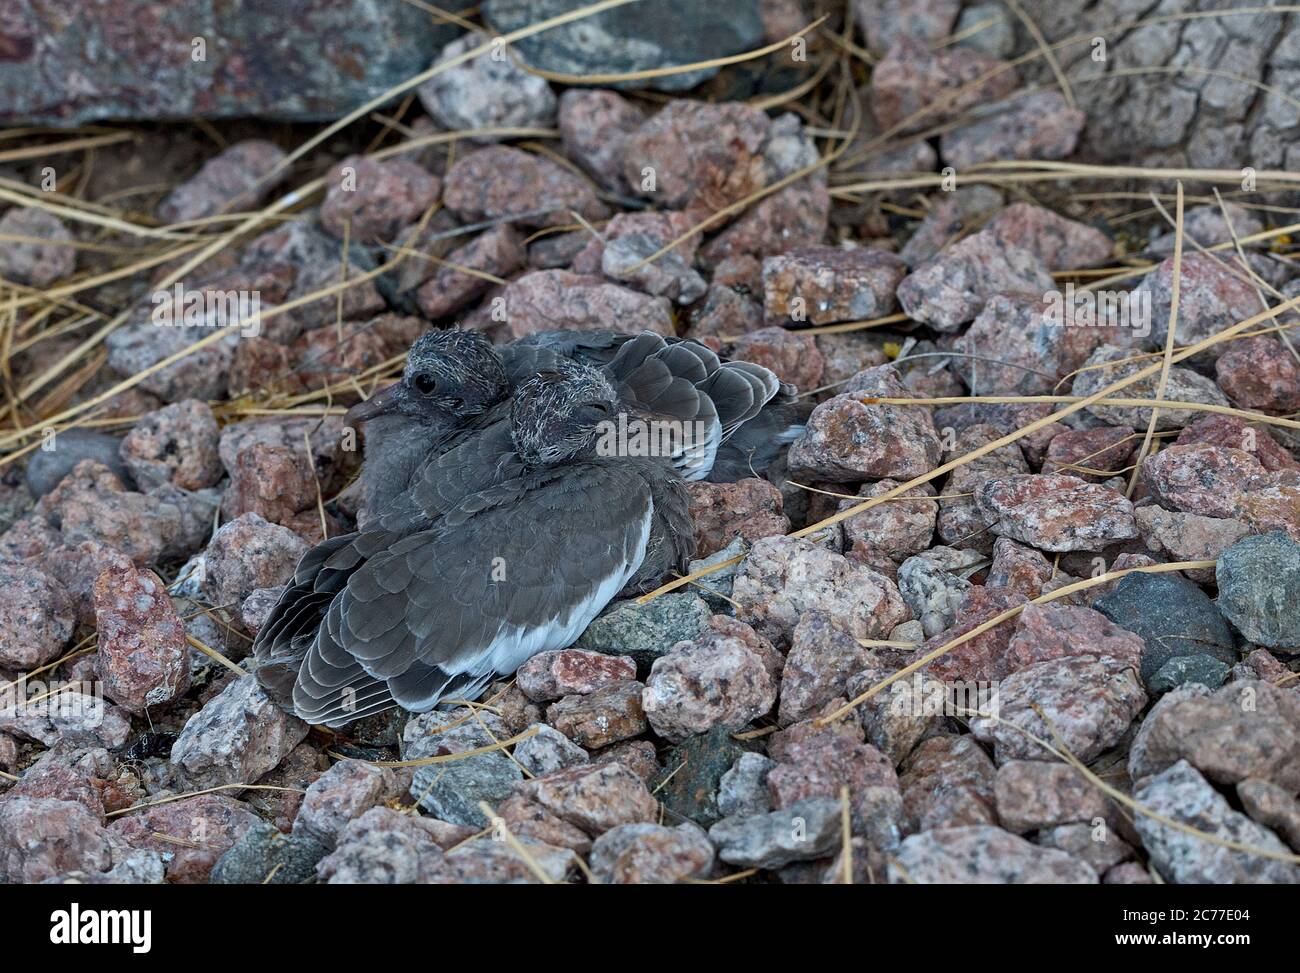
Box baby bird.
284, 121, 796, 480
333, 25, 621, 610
255, 362, 693, 726
346, 328, 800, 523
346, 328, 509, 519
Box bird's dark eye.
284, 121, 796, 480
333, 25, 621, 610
413, 373, 438, 395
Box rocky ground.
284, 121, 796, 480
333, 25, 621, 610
0, 0, 1299, 885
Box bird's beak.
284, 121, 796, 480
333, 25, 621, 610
345, 382, 404, 425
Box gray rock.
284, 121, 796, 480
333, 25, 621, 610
1072, 344, 1231, 431
653, 725, 747, 828
418, 31, 557, 141
404, 709, 522, 827
717, 751, 775, 819
316, 806, 450, 884
513, 723, 590, 777
105, 316, 241, 403
708, 798, 842, 868
954, 3, 1014, 57
0, 480, 33, 536
0, 691, 132, 751
25, 430, 131, 498
575, 592, 712, 675
0, 0, 467, 125
686, 535, 747, 610
1035, 823, 1135, 875
1216, 531, 1300, 649
169, 675, 309, 790
897, 546, 984, 637
76, 850, 167, 885
484, 0, 764, 93
889, 825, 1099, 883
211, 820, 326, 884
1147, 654, 1231, 694
1094, 571, 1238, 689
293, 759, 404, 850
1134, 760, 1300, 884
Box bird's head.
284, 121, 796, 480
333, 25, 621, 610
510, 362, 619, 466
345, 329, 509, 428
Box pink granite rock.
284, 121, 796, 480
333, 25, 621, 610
642, 628, 777, 742
622, 100, 769, 221
910, 585, 1026, 684
513, 762, 658, 837
789, 365, 941, 481
1141, 444, 1267, 519
686, 478, 790, 558
582, 210, 706, 304
725, 325, 823, 390
1216, 336, 1300, 413
119, 399, 223, 491
516, 649, 638, 703
158, 140, 287, 224
940, 91, 1085, 168
995, 760, 1111, 834
1003, 602, 1145, 678
983, 202, 1112, 271
733, 535, 911, 647
1043, 426, 1136, 482
985, 537, 1053, 598
201, 513, 310, 610
169, 674, 309, 790
977, 473, 1138, 551
762, 245, 905, 324
897, 229, 1054, 332
890, 824, 1098, 883
107, 793, 259, 883
953, 292, 1106, 395
491, 270, 673, 341
294, 759, 407, 850
547, 681, 648, 749
320, 155, 441, 243
0, 797, 113, 883
899, 734, 998, 831
1134, 253, 1260, 360
840, 479, 937, 563
443, 145, 608, 228
93, 557, 190, 713
970, 655, 1148, 764
1128, 679, 1300, 791
0, 560, 74, 669
870, 37, 1017, 133
558, 89, 646, 192
778, 612, 875, 726
1175, 415, 1300, 473
35, 460, 184, 567
589, 821, 714, 883
415, 223, 526, 319
1134, 506, 1251, 582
